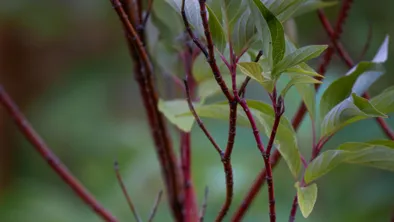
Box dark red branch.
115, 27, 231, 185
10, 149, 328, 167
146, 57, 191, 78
114, 161, 141, 222
238, 50, 264, 97
109, 1, 183, 220
180, 131, 199, 222
0, 86, 117, 222
142, 0, 154, 27
148, 190, 163, 222
197, 0, 233, 101
288, 196, 298, 222
184, 81, 223, 156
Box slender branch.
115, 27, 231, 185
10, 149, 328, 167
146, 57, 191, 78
114, 161, 142, 222
184, 81, 223, 156
199, 186, 209, 222
197, 0, 233, 101
148, 190, 163, 222
181, 0, 208, 57
109, 1, 183, 220
0, 86, 117, 222
238, 50, 264, 97
317, 9, 354, 67
288, 196, 298, 222
215, 101, 237, 222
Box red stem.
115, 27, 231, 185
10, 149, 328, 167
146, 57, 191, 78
180, 132, 199, 222
110, 1, 183, 220
0, 86, 117, 222
288, 196, 298, 222
197, 0, 233, 101
215, 102, 237, 222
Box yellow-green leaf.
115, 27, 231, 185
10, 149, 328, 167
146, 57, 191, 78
295, 182, 318, 218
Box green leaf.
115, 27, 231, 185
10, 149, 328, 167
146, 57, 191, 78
158, 99, 195, 132
305, 141, 394, 183
295, 182, 318, 218
296, 84, 317, 120
231, 9, 257, 55
180, 100, 301, 177
281, 75, 321, 97
273, 45, 327, 78
284, 67, 324, 78
320, 93, 386, 137
207, 5, 227, 52
237, 62, 275, 92
237, 62, 264, 82
320, 36, 389, 119
370, 86, 394, 114
251, 0, 285, 65
304, 150, 350, 183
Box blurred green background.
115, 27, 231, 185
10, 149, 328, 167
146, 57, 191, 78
0, 1, 394, 221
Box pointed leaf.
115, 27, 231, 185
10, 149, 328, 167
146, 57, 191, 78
370, 86, 394, 114
296, 84, 317, 120
320, 37, 389, 119
273, 45, 328, 78
281, 75, 321, 97
252, 0, 285, 65
295, 182, 318, 218
158, 99, 195, 132
207, 5, 226, 52
320, 93, 386, 137
304, 150, 350, 183
238, 62, 264, 82
231, 9, 257, 55
305, 141, 394, 183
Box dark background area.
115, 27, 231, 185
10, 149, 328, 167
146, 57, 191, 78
0, 1, 393, 221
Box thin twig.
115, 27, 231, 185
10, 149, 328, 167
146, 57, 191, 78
110, 1, 183, 220
184, 80, 223, 156
199, 186, 209, 222
142, 0, 154, 27
288, 196, 298, 222
238, 50, 264, 97
197, 0, 233, 101
148, 190, 164, 222
0, 86, 117, 222
181, 0, 208, 57
114, 161, 142, 222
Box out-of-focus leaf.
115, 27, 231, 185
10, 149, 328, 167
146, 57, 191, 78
158, 99, 195, 132
295, 182, 318, 218
320, 93, 386, 137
